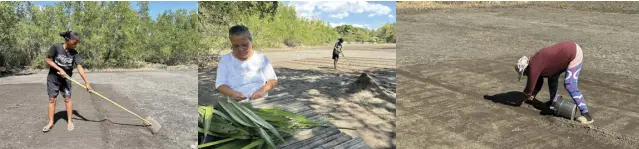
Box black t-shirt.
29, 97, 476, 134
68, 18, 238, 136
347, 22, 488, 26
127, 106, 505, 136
47, 43, 83, 75
333, 42, 342, 55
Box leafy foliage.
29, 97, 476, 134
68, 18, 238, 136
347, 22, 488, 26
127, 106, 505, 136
377, 23, 396, 43
198, 1, 395, 56
334, 23, 396, 43
0, 1, 199, 71
198, 97, 323, 149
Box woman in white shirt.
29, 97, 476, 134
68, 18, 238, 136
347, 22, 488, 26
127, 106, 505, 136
215, 25, 278, 102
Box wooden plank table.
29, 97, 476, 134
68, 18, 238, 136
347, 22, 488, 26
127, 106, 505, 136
251, 93, 371, 149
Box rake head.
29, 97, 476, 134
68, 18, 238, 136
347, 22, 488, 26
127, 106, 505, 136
144, 116, 162, 134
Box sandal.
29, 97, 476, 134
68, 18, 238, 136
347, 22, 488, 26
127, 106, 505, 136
43, 125, 52, 132
68, 123, 74, 131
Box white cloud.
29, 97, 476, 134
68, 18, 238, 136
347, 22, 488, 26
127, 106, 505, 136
288, 1, 321, 19
298, 12, 322, 20
329, 22, 375, 30
330, 12, 349, 19
388, 15, 394, 18
329, 22, 347, 28
289, 1, 392, 19
352, 24, 367, 28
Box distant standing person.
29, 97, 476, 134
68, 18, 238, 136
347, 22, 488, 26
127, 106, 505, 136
215, 25, 278, 102
515, 40, 593, 124
43, 30, 93, 132
332, 38, 345, 69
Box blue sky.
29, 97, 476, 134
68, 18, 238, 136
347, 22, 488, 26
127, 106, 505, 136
32, 1, 395, 29
284, 1, 396, 30
32, 1, 198, 20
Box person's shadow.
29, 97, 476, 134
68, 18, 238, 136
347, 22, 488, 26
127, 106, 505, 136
483, 91, 554, 115
52, 110, 147, 127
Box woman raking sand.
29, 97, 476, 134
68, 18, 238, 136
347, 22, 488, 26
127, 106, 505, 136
42, 30, 93, 132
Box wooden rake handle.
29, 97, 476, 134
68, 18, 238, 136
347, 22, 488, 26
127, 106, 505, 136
61, 74, 153, 125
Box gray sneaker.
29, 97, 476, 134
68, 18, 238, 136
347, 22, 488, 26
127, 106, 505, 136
581, 113, 594, 124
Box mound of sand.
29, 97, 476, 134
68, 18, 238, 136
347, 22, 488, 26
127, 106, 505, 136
303, 72, 397, 148
347, 73, 397, 103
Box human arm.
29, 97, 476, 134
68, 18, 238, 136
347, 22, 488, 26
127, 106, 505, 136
214, 57, 247, 101
523, 63, 542, 102
217, 85, 247, 101
339, 45, 345, 57
76, 64, 92, 92
251, 57, 278, 100
72, 54, 92, 92
251, 80, 277, 100
531, 76, 544, 100
45, 46, 67, 77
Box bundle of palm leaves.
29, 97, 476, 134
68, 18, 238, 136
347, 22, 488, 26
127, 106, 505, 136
198, 97, 322, 149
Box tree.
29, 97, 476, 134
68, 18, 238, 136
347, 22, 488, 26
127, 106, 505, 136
0, 1, 200, 71
198, 1, 339, 52
377, 23, 395, 43
0, 2, 19, 69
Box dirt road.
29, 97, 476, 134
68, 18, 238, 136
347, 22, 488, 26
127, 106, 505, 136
397, 7, 639, 149
199, 44, 397, 148
0, 70, 197, 149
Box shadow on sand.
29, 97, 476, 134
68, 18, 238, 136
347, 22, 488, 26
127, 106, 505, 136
483, 91, 554, 115
52, 110, 147, 127
317, 66, 335, 70
198, 66, 397, 148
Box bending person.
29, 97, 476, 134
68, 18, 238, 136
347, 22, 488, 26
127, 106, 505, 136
332, 38, 345, 69
515, 40, 592, 124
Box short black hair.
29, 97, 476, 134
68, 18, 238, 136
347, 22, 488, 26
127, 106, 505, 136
338, 38, 344, 42
59, 30, 79, 41
228, 25, 252, 41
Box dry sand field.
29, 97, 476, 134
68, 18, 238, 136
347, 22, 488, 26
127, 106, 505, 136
0, 70, 198, 149
397, 5, 639, 149
199, 44, 397, 148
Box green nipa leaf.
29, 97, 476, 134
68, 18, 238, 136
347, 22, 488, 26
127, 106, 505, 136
197, 127, 214, 136
212, 139, 250, 149
207, 121, 238, 136
217, 97, 255, 127
198, 106, 206, 123
197, 127, 250, 139
260, 108, 319, 125
255, 110, 289, 122
230, 99, 285, 143
201, 106, 214, 139
213, 108, 231, 121
256, 125, 277, 149
197, 137, 235, 149
241, 139, 264, 149
266, 119, 294, 129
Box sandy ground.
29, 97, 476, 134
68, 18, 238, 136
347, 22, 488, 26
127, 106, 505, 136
397, 7, 639, 149
199, 44, 397, 148
0, 70, 197, 149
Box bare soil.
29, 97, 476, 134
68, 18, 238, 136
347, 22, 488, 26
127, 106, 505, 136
0, 70, 197, 149
397, 6, 639, 149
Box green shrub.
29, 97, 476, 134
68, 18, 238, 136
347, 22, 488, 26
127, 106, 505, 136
283, 37, 302, 48
0, 1, 200, 71
199, 1, 394, 54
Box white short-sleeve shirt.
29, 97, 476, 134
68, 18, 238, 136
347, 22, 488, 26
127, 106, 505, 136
215, 52, 277, 98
